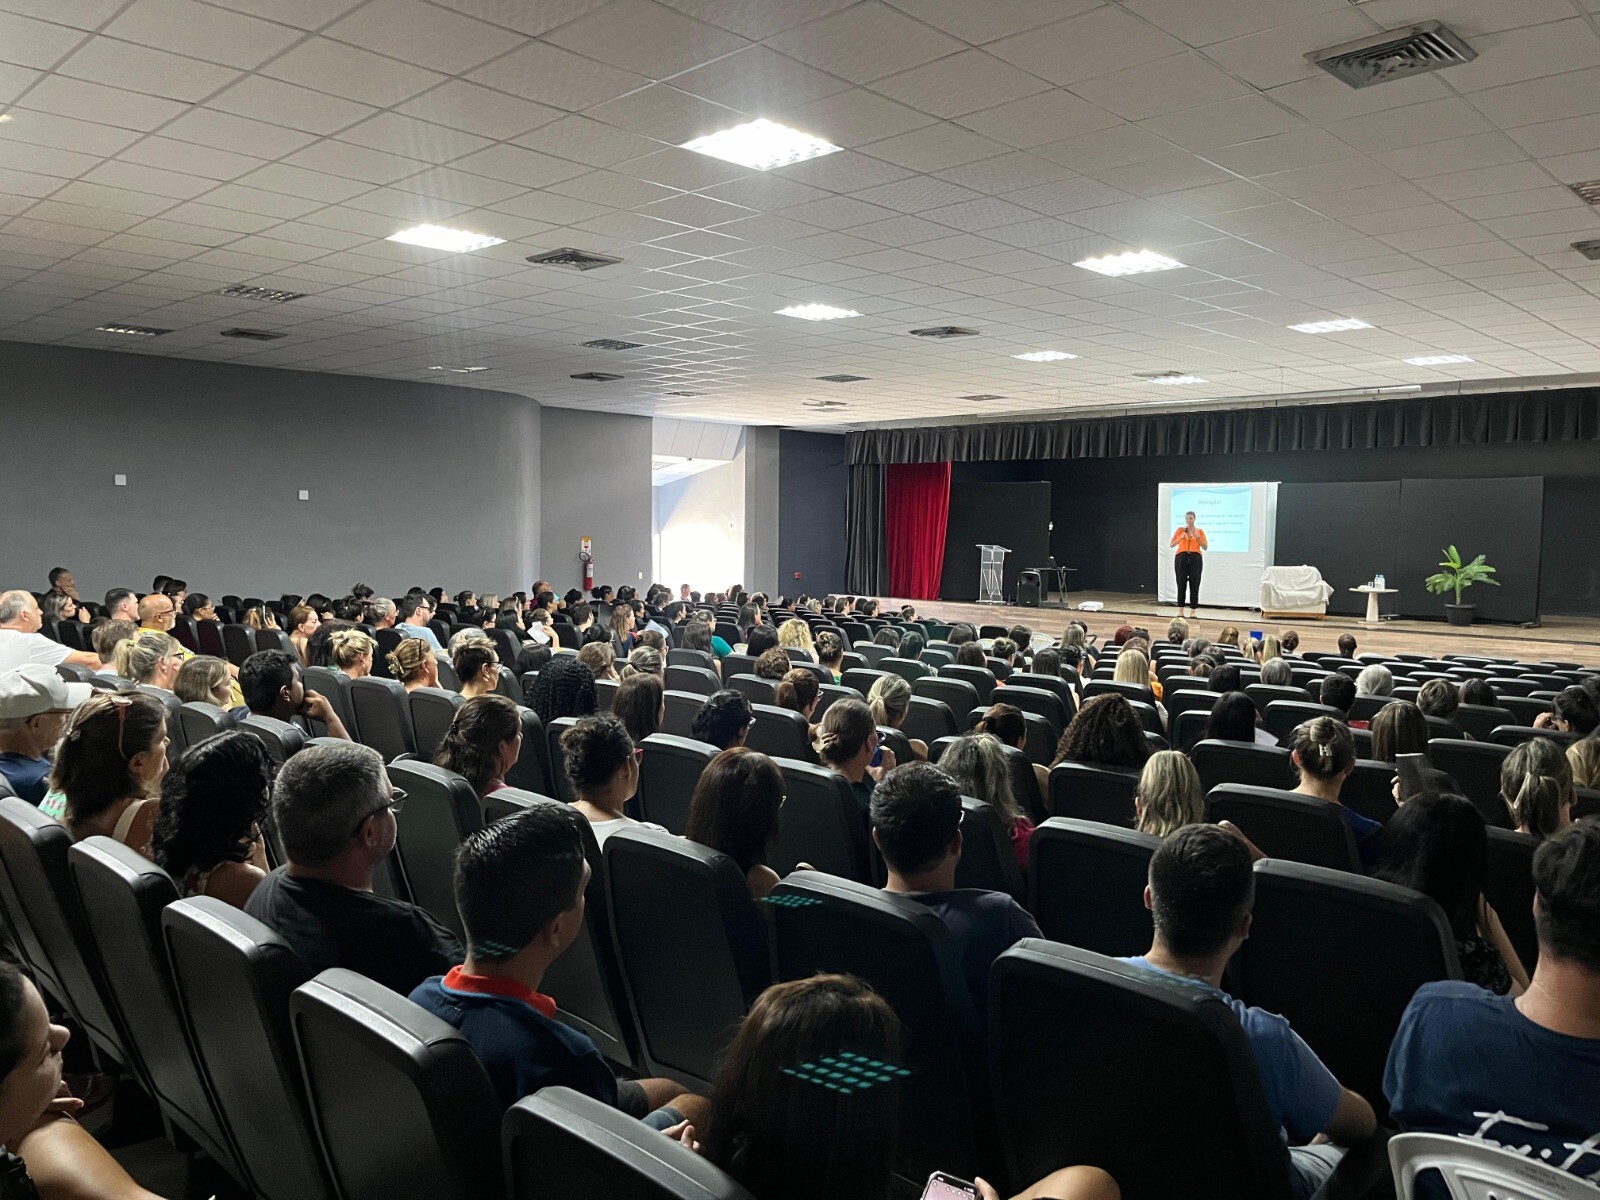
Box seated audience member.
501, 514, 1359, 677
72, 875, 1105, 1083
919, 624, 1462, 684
745, 626, 779, 657
1370, 700, 1428, 762
872, 627, 901, 650
38, 591, 84, 627
613, 672, 664, 746
1354, 664, 1393, 698
0, 591, 99, 672
948, 623, 977, 647
150, 730, 271, 908
1384, 821, 1600, 1191
42, 692, 168, 852
686, 747, 788, 899
0, 666, 90, 804
1216, 626, 1240, 648
814, 699, 893, 816
103, 587, 138, 624
1372, 792, 1528, 996
955, 643, 989, 670
815, 632, 844, 683
1500, 737, 1575, 840
527, 656, 598, 726
1134, 750, 1204, 837
1337, 634, 1358, 658
386, 638, 439, 693
1030, 645, 1067, 684
1258, 657, 1292, 687
1123, 826, 1375, 1198
682, 619, 728, 666
173, 655, 234, 708
989, 639, 1020, 673
974, 703, 1050, 800
1570, 729, 1600, 791
246, 741, 459, 994
576, 641, 617, 683
622, 646, 662, 678
1166, 617, 1189, 645
1113, 648, 1160, 700
411, 805, 701, 1124
0, 961, 168, 1200
867, 675, 928, 762
1205, 691, 1276, 747
112, 631, 183, 693
1257, 636, 1282, 665
899, 631, 926, 661
364, 597, 396, 630
328, 629, 375, 680
1290, 718, 1382, 869
1112, 624, 1135, 647
561, 714, 661, 843
1208, 663, 1241, 694
92, 620, 136, 669
435, 695, 522, 798
525, 608, 554, 647
773, 669, 820, 732
692, 690, 754, 752
609, 605, 637, 658
1052, 694, 1152, 773
1320, 673, 1359, 723
1459, 677, 1498, 708
872, 763, 1041, 1016
395, 594, 444, 653
754, 648, 792, 682
938, 733, 1034, 869
1416, 679, 1460, 724
243, 604, 280, 632
1279, 630, 1300, 657
1538, 685, 1600, 741
287, 605, 319, 665
239, 650, 350, 740
1061, 621, 1098, 665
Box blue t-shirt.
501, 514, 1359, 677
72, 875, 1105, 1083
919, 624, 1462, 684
1385, 981, 1600, 1187
910, 889, 1041, 1017
397, 624, 444, 653
1337, 805, 1384, 871
410, 971, 619, 1112
1119, 957, 1342, 1144
0, 753, 51, 805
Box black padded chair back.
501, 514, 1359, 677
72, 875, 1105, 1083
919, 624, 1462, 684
999, 685, 1068, 739
720, 653, 757, 680
809, 682, 856, 721
545, 716, 579, 804
1191, 739, 1295, 791
665, 664, 720, 697
841, 666, 892, 699
179, 701, 232, 748
67, 838, 243, 1180
291, 969, 503, 1200
1244, 683, 1310, 714
1170, 708, 1208, 752
955, 797, 1026, 902
1000, 743, 1048, 823
135, 685, 186, 756
638, 734, 718, 834
1453, 703, 1516, 742
408, 687, 463, 759
197, 620, 227, 659
852, 643, 892, 667
1484, 827, 1538, 973
222, 624, 256, 666
1082, 679, 1155, 707
505, 707, 552, 796
880, 656, 930, 683
1492, 724, 1578, 748
239, 713, 307, 765
661, 690, 704, 738
769, 873, 982, 1182
937, 664, 995, 704
350, 676, 417, 760
1501, 695, 1555, 725
1426, 739, 1512, 827
161, 897, 330, 1200
1007, 672, 1075, 710
486, 627, 520, 670
1349, 693, 1394, 723
1341, 759, 1399, 826
666, 648, 715, 671
725, 673, 775, 708
1029, 817, 1158, 956
254, 629, 295, 657
605, 828, 769, 1090
902, 695, 957, 745
991, 942, 1294, 1200
303, 667, 358, 741
912, 676, 982, 725
384, 761, 483, 941
1261, 700, 1344, 741
1046, 761, 1139, 826
770, 758, 871, 882
745, 704, 811, 762
1235, 860, 1461, 1114
1204, 785, 1359, 872
503, 1088, 755, 1200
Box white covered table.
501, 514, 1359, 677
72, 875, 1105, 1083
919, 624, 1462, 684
1259, 566, 1334, 618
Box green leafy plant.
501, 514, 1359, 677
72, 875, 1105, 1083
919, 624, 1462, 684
1423, 545, 1499, 606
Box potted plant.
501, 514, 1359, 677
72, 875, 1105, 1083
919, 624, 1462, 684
1424, 545, 1498, 626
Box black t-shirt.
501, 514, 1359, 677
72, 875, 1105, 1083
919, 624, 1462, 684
244, 866, 461, 996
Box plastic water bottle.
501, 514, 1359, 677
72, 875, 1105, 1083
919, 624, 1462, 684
1375, 573, 1385, 590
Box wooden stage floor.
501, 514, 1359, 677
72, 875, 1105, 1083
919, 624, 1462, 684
895, 590, 1600, 664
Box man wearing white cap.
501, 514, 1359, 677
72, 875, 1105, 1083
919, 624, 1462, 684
0, 664, 92, 804
0, 591, 100, 673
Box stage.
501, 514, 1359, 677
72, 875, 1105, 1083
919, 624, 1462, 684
895, 590, 1600, 664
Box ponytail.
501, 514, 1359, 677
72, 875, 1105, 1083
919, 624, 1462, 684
1510, 773, 1567, 840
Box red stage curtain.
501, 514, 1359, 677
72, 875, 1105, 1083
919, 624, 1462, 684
886, 461, 952, 600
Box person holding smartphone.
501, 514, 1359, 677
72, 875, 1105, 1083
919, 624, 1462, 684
1169, 510, 1207, 616
813, 700, 894, 817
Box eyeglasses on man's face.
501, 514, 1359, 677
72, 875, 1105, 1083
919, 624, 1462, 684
349, 787, 407, 838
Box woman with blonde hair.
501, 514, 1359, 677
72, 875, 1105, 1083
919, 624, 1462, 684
777, 618, 815, 656
329, 628, 375, 680
578, 640, 617, 682
243, 604, 280, 632
1112, 647, 1161, 701
1500, 736, 1575, 840
386, 637, 438, 692
1134, 750, 1203, 837
287, 604, 319, 664
621, 645, 662, 678
174, 655, 233, 707
866, 673, 927, 761
939, 732, 1034, 868
1217, 625, 1240, 648
1258, 634, 1282, 663
113, 631, 184, 692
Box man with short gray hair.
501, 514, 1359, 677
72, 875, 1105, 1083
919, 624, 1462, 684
244, 741, 459, 994
0, 590, 99, 672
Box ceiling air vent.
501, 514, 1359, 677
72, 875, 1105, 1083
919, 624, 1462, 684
816, 374, 867, 383
571, 371, 623, 382
1134, 370, 1191, 381
909, 326, 978, 338
581, 338, 643, 351
218, 284, 304, 303
1309, 21, 1475, 89
1573, 240, 1600, 261
526, 247, 624, 271
662, 390, 700, 397
804, 399, 847, 410
1569, 180, 1600, 206
94, 324, 170, 336
221, 328, 286, 341
959, 394, 1005, 402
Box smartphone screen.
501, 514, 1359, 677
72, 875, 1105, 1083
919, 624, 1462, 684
870, 745, 884, 768
921, 1174, 978, 1200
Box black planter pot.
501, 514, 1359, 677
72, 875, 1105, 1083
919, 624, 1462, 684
1445, 604, 1475, 627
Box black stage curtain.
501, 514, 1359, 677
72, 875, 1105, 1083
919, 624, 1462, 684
844, 462, 887, 596
848, 388, 1600, 465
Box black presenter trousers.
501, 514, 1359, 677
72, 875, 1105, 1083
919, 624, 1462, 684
1175, 550, 1203, 608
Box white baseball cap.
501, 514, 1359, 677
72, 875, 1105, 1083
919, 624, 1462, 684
0, 665, 94, 719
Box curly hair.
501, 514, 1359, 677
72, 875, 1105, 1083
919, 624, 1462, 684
434, 695, 521, 794
814, 631, 843, 667
559, 713, 634, 794
777, 619, 815, 654
150, 731, 272, 880
755, 648, 791, 681
693, 690, 754, 751
527, 656, 598, 725
1052, 693, 1151, 771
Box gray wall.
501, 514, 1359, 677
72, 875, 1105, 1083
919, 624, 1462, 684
539, 406, 654, 594
743, 426, 780, 595
777, 430, 848, 596
0, 342, 543, 600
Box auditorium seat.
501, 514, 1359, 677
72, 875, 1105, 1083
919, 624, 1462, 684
1204, 785, 1360, 872
746, 704, 812, 761
661, 690, 704, 738
290, 968, 502, 1200
1500, 695, 1555, 725
304, 667, 359, 741
545, 717, 578, 805
955, 798, 1026, 902
1235, 860, 1460, 1114
553, 624, 580, 651
938, 664, 996, 704
1162, 687, 1217, 726
385, 762, 482, 941
1342, 760, 1399, 826
197, 620, 228, 660
487, 628, 521, 672
1451, 703, 1515, 742
68, 839, 244, 1182
769, 758, 871, 882
876, 725, 914, 766
810, 683, 858, 722
434, 658, 462, 693
1348, 695, 1394, 724
998, 685, 1068, 740
1484, 828, 1537, 972
1425, 739, 1511, 830
985, 656, 1013, 681
638, 734, 717, 834
505, 707, 552, 797
408, 687, 463, 759
503, 1088, 755, 1200
902, 695, 958, 745
880, 656, 931, 682
721, 653, 758, 680
852, 643, 892, 667
1261, 700, 1344, 741
605, 829, 769, 1090
133, 684, 187, 756
1491, 724, 1578, 748
1191, 740, 1295, 792
162, 897, 331, 1200
667, 648, 715, 672
1083, 679, 1155, 707
222, 624, 256, 667
969, 710, 1055, 765
665, 664, 720, 697
1243, 683, 1310, 714
726, 673, 775, 708
179, 701, 232, 749
912, 675, 981, 722
841, 666, 892, 698
991, 942, 1298, 1200
238, 713, 307, 766
1171, 709, 1209, 752
254, 629, 296, 657
1002, 744, 1048, 824
768, 872, 982, 1184
1047, 762, 1138, 826
1029, 818, 1158, 957
351, 677, 417, 760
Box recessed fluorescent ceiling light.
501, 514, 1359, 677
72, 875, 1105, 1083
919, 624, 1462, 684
428, 365, 491, 373
682, 118, 840, 171
1074, 250, 1183, 276
1403, 354, 1473, 366
386, 224, 504, 253
1149, 374, 1207, 385
1289, 318, 1372, 333
95, 324, 169, 336
776, 304, 859, 321
1013, 350, 1077, 361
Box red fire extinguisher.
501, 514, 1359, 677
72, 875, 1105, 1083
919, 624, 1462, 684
580, 536, 594, 590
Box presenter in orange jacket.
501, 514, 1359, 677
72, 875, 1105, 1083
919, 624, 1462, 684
1170, 511, 1207, 616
